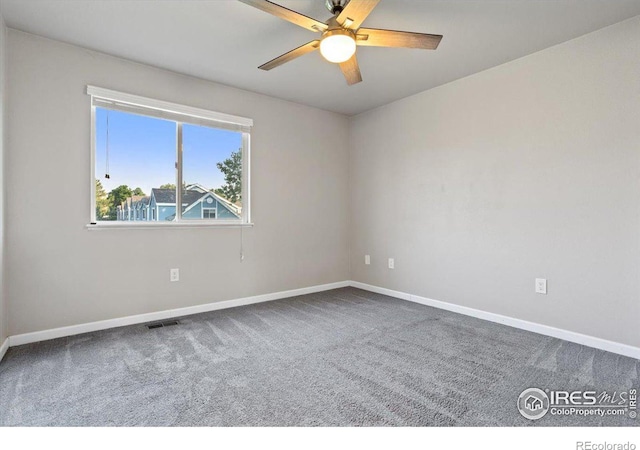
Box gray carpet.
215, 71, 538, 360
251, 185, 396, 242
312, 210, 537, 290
0, 287, 638, 426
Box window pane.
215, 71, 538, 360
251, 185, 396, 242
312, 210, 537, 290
181, 123, 243, 221
95, 108, 176, 222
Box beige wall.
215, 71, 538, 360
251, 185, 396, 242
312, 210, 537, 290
6, 30, 350, 335
349, 17, 640, 348
4, 17, 640, 350
0, 16, 6, 344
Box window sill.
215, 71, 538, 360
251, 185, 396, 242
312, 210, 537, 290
86, 221, 254, 230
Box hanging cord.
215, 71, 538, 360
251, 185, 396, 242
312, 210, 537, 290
240, 224, 245, 262
105, 111, 111, 179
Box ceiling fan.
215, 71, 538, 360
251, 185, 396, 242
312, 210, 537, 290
238, 0, 443, 85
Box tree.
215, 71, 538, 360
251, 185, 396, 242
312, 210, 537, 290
106, 185, 132, 220
159, 183, 176, 190
95, 179, 110, 219
108, 185, 133, 205
132, 187, 145, 196
216, 149, 242, 203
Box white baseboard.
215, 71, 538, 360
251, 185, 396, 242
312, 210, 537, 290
350, 281, 640, 360
0, 337, 9, 363
8, 281, 350, 347
6, 279, 639, 361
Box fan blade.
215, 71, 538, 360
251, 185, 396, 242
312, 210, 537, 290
238, 0, 328, 32
357, 27, 443, 49
339, 54, 362, 85
336, 0, 380, 30
259, 40, 320, 71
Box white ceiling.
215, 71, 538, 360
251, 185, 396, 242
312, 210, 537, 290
1, 0, 639, 115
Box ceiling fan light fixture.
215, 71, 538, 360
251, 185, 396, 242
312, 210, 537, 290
240, 0, 443, 86
320, 29, 356, 63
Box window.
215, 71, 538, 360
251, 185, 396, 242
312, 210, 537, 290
203, 209, 217, 219
89, 86, 252, 227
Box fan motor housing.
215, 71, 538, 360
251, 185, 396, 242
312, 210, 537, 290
322, 27, 355, 41
325, 0, 349, 15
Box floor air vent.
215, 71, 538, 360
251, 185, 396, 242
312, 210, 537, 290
147, 320, 180, 329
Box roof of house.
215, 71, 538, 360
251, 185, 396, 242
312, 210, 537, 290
214, 194, 241, 215
184, 183, 209, 194
151, 188, 206, 205
119, 195, 146, 209
129, 195, 145, 206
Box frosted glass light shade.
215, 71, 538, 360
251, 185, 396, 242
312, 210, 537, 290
320, 33, 356, 63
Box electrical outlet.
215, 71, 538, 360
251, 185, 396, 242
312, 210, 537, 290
535, 278, 547, 294
170, 268, 180, 282
365, 255, 370, 265
388, 258, 395, 269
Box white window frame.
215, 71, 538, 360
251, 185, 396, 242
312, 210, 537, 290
87, 86, 252, 229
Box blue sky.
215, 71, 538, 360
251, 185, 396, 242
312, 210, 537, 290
95, 108, 242, 196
